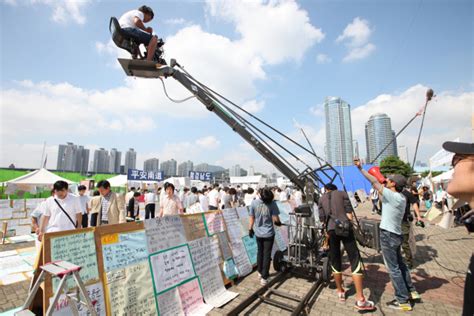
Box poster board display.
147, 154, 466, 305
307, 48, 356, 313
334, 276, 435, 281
203, 212, 225, 236
40, 212, 242, 316
95, 222, 155, 316
42, 228, 102, 314
188, 237, 239, 308
181, 213, 207, 241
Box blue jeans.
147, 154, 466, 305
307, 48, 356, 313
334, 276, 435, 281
380, 229, 416, 303
122, 27, 153, 45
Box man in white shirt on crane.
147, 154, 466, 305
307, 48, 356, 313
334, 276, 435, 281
118, 5, 158, 62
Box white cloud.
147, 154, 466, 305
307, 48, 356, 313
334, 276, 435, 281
195, 136, 220, 149
3, 0, 91, 25
242, 100, 265, 113
337, 17, 372, 47
136, 136, 222, 170
206, 0, 325, 65
164, 18, 187, 25
309, 104, 324, 117
337, 17, 375, 62
343, 43, 376, 62
1, 1, 326, 171
351, 85, 473, 162
0, 143, 58, 170
0, 78, 210, 142
316, 53, 332, 64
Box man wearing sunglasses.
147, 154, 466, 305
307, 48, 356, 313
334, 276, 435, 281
442, 141, 474, 316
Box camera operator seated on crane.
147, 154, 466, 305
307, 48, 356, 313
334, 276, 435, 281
355, 159, 421, 311
118, 5, 158, 62
318, 184, 375, 312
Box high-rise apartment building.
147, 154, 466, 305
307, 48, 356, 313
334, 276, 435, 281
93, 148, 109, 173
324, 97, 354, 166
108, 148, 121, 174
398, 145, 409, 163
178, 160, 194, 177
365, 113, 398, 165
144, 158, 160, 172
353, 140, 360, 160
194, 163, 225, 173
161, 159, 177, 177
229, 164, 242, 177
124, 148, 137, 172
57, 142, 89, 172
248, 166, 255, 176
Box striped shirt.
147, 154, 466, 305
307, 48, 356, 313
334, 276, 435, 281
101, 192, 112, 222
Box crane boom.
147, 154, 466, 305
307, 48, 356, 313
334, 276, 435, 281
119, 58, 308, 190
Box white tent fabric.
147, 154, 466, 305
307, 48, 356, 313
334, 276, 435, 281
432, 169, 454, 183
107, 174, 128, 187
230, 175, 265, 187
6, 168, 74, 194
163, 177, 190, 189
7, 168, 74, 185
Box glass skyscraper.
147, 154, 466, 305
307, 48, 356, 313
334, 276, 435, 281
365, 113, 398, 165
324, 97, 354, 166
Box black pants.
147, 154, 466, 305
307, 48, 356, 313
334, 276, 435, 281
463, 254, 474, 316
371, 199, 380, 213
256, 236, 274, 280
145, 204, 155, 219
81, 214, 88, 228
90, 213, 98, 227
328, 229, 362, 274
401, 221, 413, 268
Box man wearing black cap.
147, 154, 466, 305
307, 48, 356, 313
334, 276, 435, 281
355, 159, 419, 311
442, 141, 474, 316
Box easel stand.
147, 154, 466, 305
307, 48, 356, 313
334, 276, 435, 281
16, 261, 98, 316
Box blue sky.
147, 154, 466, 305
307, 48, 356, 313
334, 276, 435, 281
1, 0, 472, 173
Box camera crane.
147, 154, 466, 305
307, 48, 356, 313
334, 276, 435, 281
117, 57, 343, 313
117, 58, 342, 201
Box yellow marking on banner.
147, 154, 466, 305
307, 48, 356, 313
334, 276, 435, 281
102, 233, 119, 245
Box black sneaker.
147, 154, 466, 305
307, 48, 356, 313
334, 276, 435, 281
386, 299, 412, 311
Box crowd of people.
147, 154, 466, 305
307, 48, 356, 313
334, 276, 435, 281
27, 141, 473, 315
316, 141, 473, 314
30, 180, 304, 237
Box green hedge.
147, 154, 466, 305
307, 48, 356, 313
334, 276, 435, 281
0, 169, 121, 199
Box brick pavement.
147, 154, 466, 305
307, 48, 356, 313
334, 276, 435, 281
209, 201, 471, 315
0, 241, 34, 313
1, 201, 471, 315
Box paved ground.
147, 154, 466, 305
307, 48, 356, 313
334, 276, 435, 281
211, 201, 471, 315
0, 201, 471, 315
0, 241, 33, 313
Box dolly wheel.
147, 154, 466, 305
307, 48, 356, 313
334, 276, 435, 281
321, 257, 331, 283
273, 250, 286, 272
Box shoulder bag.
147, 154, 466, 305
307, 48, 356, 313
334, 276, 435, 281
54, 198, 78, 228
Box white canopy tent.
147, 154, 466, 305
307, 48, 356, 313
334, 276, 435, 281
163, 177, 191, 189
431, 169, 454, 183
5, 168, 75, 194
107, 174, 128, 187
230, 175, 266, 189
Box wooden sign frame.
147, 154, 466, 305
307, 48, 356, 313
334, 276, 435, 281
41, 227, 97, 314
94, 221, 145, 316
